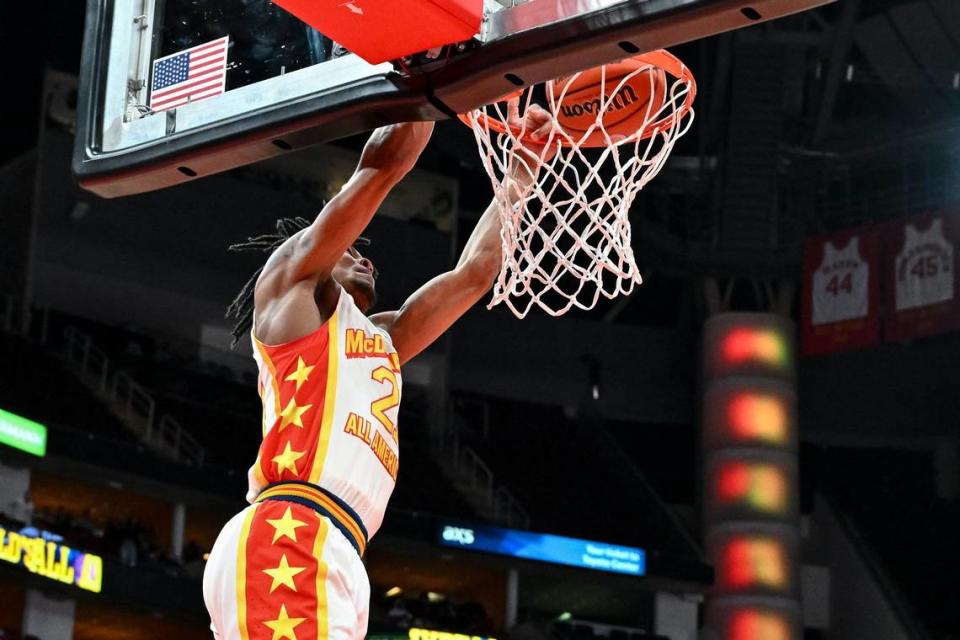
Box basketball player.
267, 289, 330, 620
204, 101, 554, 640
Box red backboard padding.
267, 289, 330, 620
272, 0, 483, 65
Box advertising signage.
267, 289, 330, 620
0, 409, 47, 457
438, 522, 645, 576
0, 526, 103, 593
369, 630, 496, 640
409, 629, 496, 640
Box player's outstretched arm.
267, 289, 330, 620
372, 101, 555, 366
259, 122, 434, 291
371, 197, 503, 366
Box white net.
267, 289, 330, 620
461, 51, 696, 318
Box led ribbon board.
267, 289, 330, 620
409, 629, 496, 640
0, 409, 47, 457
0, 526, 103, 593
438, 523, 645, 576
370, 631, 496, 640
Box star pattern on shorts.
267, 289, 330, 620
262, 553, 306, 593
265, 506, 308, 544
263, 603, 306, 640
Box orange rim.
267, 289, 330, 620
457, 49, 697, 148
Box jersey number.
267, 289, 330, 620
826, 273, 853, 296
910, 256, 942, 279
371, 366, 400, 443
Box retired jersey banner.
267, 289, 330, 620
801, 228, 881, 355
883, 213, 960, 342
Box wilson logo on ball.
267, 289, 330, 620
553, 63, 668, 145
559, 85, 641, 119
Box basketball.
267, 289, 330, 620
553, 60, 668, 145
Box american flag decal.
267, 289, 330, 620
150, 36, 229, 112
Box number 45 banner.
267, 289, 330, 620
801, 228, 881, 355
883, 213, 960, 343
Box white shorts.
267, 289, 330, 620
203, 500, 370, 640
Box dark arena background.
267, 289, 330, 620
1, 1, 959, 640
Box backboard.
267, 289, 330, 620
74, 0, 834, 198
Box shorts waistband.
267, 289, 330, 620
256, 481, 368, 557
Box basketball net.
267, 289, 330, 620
460, 50, 696, 318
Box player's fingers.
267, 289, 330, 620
526, 104, 553, 141
532, 119, 556, 140
533, 119, 553, 139
525, 104, 550, 127
507, 96, 521, 128
526, 102, 549, 118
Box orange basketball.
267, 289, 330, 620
553, 60, 668, 146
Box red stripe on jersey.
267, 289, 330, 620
255, 322, 332, 484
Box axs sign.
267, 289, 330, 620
441, 526, 475, 546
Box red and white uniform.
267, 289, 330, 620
204, 289, 401, 640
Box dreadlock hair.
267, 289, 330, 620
225, 215, 372, 348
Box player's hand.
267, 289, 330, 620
364, 121, 435, 177
505, 97, 558, 181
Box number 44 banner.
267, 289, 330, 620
801, 228, 881, 355
883, 213, 960, 343
801, 212, 960, 355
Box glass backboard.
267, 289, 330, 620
74, 0, 833, 198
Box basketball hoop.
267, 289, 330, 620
459, 50, 696, 318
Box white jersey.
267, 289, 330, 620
894, 218, 954, 311
812, 236, 870, 325
247, 288, 401, 539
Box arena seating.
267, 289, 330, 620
39, 309, 261, 467
603, 419, 696, 505
0, 331, 136, 449
450, 393, 700, 555
368, 590, 492, 636
389, 389, 481, 522
816, 446, 960, 640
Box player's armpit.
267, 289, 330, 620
371, 267, 491, 366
